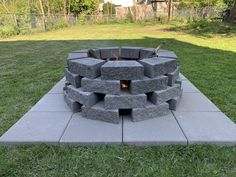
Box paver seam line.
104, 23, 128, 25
171, 111, 189, 145
122, 115, 124, 144
58, 112, 74, 144
30, 110, 72, 112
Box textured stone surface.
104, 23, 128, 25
123, 114, 187, 145
100, 47, 119, 59
132, 102, 170, 122
140, 48, 155, 59
67, 52, 88, 62
173, 111, 236, 146
82, 101, 120, 124
167, 67, 180, 86
67, 85, 98, 107
64, 68, 82, 88
88, 48, 101, 59
130, 75, 168, 94
64, 91, 82, 113
71, 49, 88, 53
120, 47, 142, 59
60, 113, 122, 145
101, 61, 144, 80
0, 112, 72, 145
104, 91, 146, 109
140, 57, 177, 78
68, 58, 105, 79
149, 84, 181, 105
168, 89, 183, 111
158, 51, 178, 59
81, 77, 120, 95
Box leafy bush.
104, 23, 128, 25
0, 25, 17, 38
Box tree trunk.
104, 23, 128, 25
167, 0, 173, 22
63, 0, 67, 20
38, 0, 46, 31
229, 4, 236, 22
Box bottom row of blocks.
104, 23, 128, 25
63, 88, 183, 124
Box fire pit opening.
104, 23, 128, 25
119, 109, 132, 116
120, 80, 130, 90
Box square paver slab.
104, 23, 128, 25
30, 93, 71, 112
173, 111, 236, 146
182, 80, 200, 93
48, 77, 65, 94
176, 92, 220, 112
60, 113, 122, 145
0, 112, 72, 145
123, 114, 187, 145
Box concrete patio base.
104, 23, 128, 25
0, 74, 236, 146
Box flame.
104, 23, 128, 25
121, 81, 129, 89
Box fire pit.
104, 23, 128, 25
63, 47, 182, 124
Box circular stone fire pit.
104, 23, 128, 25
63, 47, 183, 124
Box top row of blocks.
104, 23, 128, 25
87, 47, 178, 60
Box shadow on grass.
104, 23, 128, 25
0, 37, 236, 136
167, 21, 236, 38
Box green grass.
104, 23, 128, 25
0, 23, 236, 177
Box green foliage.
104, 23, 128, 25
224, 0, 236, 6
70, 0, 98, 16
103, 2, 116, 15
179, 0, 226, 8
0, 25, 17, 38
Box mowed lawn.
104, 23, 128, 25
0, 24, 236, 176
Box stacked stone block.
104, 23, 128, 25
63, 47, 183, 124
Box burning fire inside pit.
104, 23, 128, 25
63, 46, 182, 124
120, 80, 130, 90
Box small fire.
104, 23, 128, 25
121, 80, 129, 89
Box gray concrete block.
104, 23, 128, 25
68, 58, 105, 79
67, 52, 88, 61
140, 48, 155, 59
132, 102, 170, 122
175, 77, 182, 87
88, 48, 101, 59
173, 111, 236, 146
64, 68, 82, 88
140, 57, 177, 78
123, 114, 187, 145
0, 112, 72, 145
30, 94, 71, 112
101, 61, 144, 80
158, 51, 178, 59
71, 49, 89, 53
149, 84, 181, 105
104, 91, 146, 109
63, 91, 82, 113
175, 92, 220, 112
100, 47, 119, 59
120, 46, 142, 59
167, 67, 180, 86
82, 101, 120, 124
130, 75, 168, 94
81, 77, 120, 95
168, 89, 183, 111
60, 113, 122, 145
67, 85, 98, 107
